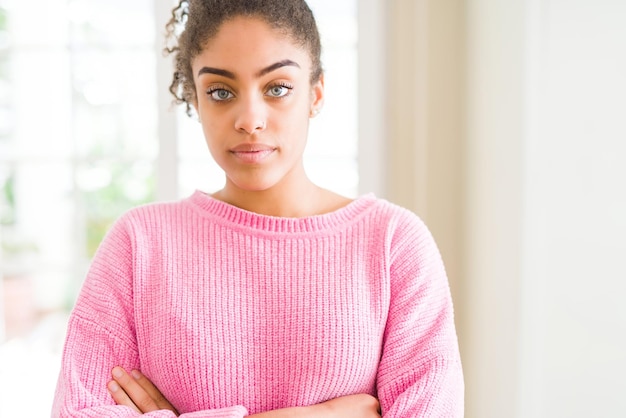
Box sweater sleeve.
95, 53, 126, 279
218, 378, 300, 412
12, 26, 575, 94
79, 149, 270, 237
51, 213, 249, 418
376, 213, 464, 417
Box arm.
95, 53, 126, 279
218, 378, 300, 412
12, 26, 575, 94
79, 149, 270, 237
247, 395, 380, 418
376, 214, 464, 417
109, 367, 381, 418
52, 215, 248, 418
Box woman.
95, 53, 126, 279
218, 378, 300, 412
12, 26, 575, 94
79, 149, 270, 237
52, 0, 464, 416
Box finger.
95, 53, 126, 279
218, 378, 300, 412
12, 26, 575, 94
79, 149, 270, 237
130, 369, 178, 413
111, 366, 159, 413
107, 380, 141, 413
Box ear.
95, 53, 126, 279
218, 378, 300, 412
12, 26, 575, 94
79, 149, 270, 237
309, 74, 325, 117
191, 96, 199, 113
191, 98, 201, 122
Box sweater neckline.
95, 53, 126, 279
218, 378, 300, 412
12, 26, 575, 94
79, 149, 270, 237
187, 190, 377, 235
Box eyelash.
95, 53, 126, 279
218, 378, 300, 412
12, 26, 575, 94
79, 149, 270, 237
206, 85, 234, 102
205, 82, 294, 102
265, 82, 294, 99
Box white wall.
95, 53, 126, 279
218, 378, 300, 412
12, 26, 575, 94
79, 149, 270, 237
465, 0, 626, 416
378, 0, 626, 416
518, 0, 626, 416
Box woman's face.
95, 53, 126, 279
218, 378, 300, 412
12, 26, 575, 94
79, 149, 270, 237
191, 16, 324, 194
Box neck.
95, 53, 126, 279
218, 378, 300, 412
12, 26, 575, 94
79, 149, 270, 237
212, 176, 324, 218
212, 173, 352, 218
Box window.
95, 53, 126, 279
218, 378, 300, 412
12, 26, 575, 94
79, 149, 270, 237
0, 0, 357, 415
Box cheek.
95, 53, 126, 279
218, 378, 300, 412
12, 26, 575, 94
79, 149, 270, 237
276, 113, 310, 141
280, 97, 313, 126
200, 121, 224, 153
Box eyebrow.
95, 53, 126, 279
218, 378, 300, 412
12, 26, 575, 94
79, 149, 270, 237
197, 59, 301, 79
256, 59, 301, 77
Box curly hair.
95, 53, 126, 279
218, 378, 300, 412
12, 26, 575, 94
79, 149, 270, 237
164, 0, 323, 116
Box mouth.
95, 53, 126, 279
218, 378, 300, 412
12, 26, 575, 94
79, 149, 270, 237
229, 143, 277, 164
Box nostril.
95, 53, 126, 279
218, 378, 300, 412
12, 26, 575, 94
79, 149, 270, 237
235, 119, 266, 134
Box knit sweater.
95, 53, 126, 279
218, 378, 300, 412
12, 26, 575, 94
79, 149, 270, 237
52, 191, 464, 417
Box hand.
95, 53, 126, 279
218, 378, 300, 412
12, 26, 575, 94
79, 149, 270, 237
315, 394, 381, 417
249, 393, 381, 418
108, 366, 179, 416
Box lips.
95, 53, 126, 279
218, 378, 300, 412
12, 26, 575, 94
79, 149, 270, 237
229, 143, 276, 164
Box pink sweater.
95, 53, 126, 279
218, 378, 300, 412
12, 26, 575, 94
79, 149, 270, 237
52, 191, 463, 417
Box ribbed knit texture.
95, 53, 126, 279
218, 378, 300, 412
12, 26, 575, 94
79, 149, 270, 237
52, 191, 464, 417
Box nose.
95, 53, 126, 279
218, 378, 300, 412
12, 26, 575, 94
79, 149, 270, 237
234, 95, 267, 134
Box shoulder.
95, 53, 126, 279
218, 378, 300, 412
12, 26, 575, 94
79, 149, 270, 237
364, 197, 443, 270
362, 196, 430, 238
115, 197, 192, 227
97, 197, 196, 247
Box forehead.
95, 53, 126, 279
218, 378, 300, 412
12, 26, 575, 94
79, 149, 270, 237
193, 16, 312, 75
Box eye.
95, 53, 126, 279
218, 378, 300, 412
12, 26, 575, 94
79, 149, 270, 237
207, 88, 234, 101
266, 83, 292, 98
